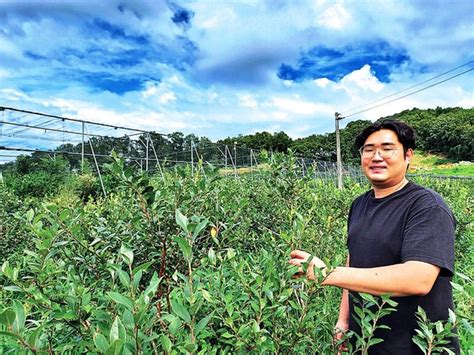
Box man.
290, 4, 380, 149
289, 120, 459, 354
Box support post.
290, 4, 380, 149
145, 134, 149, 171
191, 139, 194, 176
81, 122, 85, 173
233, 141, 237, 178
89, 138, 107, 197
250, 149, 253, 177
335, 112, 343, 189
148, 134, 165, 180
225, 145, 228, 172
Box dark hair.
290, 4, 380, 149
355, 120, 416, 155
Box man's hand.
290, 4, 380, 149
333, 320, 349, 354
289, 250, 327, 280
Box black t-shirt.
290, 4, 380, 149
347, 182, 460, 354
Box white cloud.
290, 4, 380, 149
340, 65, 384, 93
159, 92, 177, 104
314, 78, 331, 88
239, 94, 258, 108
1, 89, 30, 101
0, 0, 472, 143
270, 97, 333, 116
317, 3, 352, 30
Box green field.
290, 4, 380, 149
410, 151, 474, 176
0, 156, 472, 354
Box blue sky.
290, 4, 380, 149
0, 0, 473, 142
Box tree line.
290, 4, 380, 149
219, 107, 473, 164
1, 107, 472, 174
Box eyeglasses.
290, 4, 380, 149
359, 145, 398, 159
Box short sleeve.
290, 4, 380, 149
401, 205, 455, 276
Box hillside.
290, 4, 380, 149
221, 107, 473, 165
409, 151, 474, 176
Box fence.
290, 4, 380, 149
1, 106, 471, 195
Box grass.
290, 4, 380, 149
217, 151, 474, 178
409, 152, 474, 177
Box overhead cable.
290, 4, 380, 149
342, 67, 474, 119
341, 60, 474, 116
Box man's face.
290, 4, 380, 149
361, 129, 412, 188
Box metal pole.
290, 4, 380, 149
89, 138, 107, 197
81, 122, 85, 173
250, 149, 253, 178
225, 145, 228, 172
335, 112, 343, 189
233, 141, 237, 178
191, 140, 194, 176
146, 134, 149, 171
148, 135, 165, 180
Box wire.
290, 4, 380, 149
0, 106, 170, 137
341, 60, 474, 116
342, 67, 474, 119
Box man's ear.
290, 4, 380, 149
405, 148, 414, 167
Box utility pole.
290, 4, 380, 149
191, 139, 194, 176
233, 141, 237, 178
335, 112, 343, 189
81, 121, 85, 173
145, 134, 149, 171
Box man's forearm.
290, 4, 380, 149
336, 288, 349, 324
321, 261, 440, 297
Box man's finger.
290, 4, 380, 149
290, 250, 309, 259
288, 258, 302, 266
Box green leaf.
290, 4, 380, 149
208, 248, 216, 266
167, 315, 182, 335
89, 238, 102, 247
117, 270, 131, 289
359, 292, 376, 304
221, 331, 233, 339
109, 316, 127, 343
24, 250, 40, 259
0, 310, 16, 327
185, 342, 197, 353
175, 209, 189, 232
94, 332, 109, 352
144, 272, 162, 299
461, 319, 473, 335
251, 319, 260, 333
106, 339, 125, 355
174, 236, 192, 260
107, 292, 134, 311
384, 298, 398, 307
132, 261, 153, 275
132, 270, 143, 291
120, 244, 134, 266
26, 209, 34, 222
193, 218, 208, 239
201, 289, 213, 303
3, 286, 23, 292
1, 261, 11, 278
450, 282, 464, 292
195, 312, 214, 335
12, 300, 26, 333
161, 334, 172, 354
26, 325, 44, 349
0, 330, 21, 340
448, 309, 456, 324
122, 310, 135, 330
368, 338, 384, 346
436, 321, 444, 334
171, 300, 191, 324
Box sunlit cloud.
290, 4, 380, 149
0, 0, 472, 143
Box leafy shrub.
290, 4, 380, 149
0, 156, 472, 353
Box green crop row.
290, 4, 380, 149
0, 154, 472, 354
